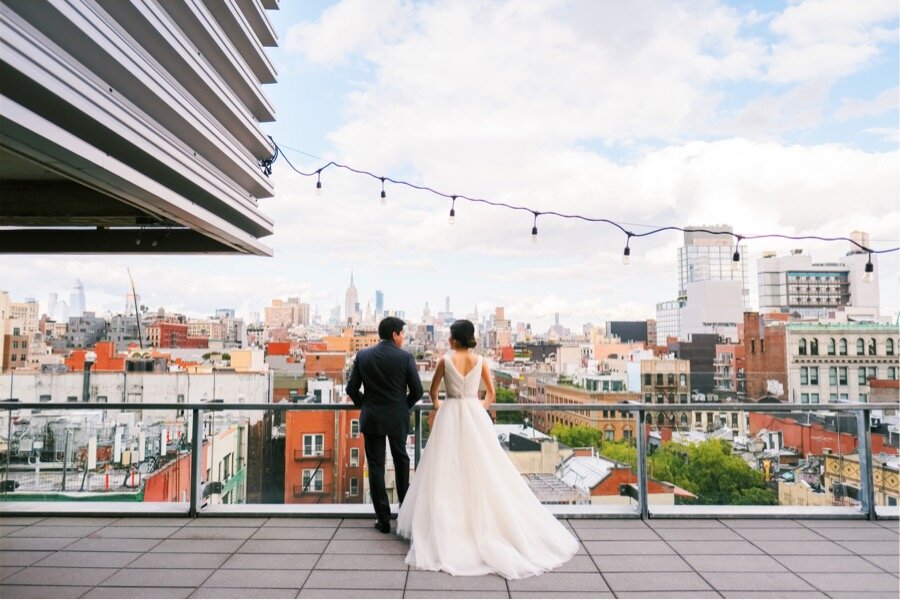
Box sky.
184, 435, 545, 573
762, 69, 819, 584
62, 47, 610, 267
1, 0, 898, 330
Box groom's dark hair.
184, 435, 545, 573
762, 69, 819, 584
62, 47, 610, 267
378, 316, 406, 340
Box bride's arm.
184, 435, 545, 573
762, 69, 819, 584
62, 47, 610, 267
480, 359, 495, 410
430, 359, 444, 410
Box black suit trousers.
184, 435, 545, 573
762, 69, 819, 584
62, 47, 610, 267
364, 433, 410, 523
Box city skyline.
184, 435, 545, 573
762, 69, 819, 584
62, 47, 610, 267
1, 0, 897, 329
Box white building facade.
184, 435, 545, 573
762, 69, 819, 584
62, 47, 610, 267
786, 323, 899, 404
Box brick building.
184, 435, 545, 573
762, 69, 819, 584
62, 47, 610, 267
523, 380, 640, 441
743, 312, 789, 401
283, 410, 365, 504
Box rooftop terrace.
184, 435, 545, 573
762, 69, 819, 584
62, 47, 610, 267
1, 515, 897, 599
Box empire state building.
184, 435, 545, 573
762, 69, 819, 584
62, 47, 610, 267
344, 271, 359, 326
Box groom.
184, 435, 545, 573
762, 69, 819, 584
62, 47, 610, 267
346, 316, 424, 533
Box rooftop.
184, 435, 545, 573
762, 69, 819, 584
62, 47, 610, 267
1, 515, 897, 598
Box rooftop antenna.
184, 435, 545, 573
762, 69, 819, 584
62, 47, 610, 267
127, 268, 144, 350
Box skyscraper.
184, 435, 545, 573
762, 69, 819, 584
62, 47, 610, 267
375, 290, 384, 316
344, 270, 359, 326
69, 279, 86, 318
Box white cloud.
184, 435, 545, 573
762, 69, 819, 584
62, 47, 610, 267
834, 86, 900, 121
765, 0, 898, 83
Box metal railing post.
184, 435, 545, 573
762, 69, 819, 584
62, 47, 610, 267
414, 408, 422, 469
635, 408, 649, 520
856, 408, 876, 520
189, 407, 203, 517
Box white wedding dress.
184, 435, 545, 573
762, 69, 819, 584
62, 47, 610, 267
396, 353, 579, 579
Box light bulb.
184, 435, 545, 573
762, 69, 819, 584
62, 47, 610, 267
380, 195, 386, 206
531, 226, 538, 244
863, 272, 873, 283
449, 208, 456, 225
863, 255, 874, 283
732, 250, 740, 262
623, 246, 631, 265
315, 181, 322, 196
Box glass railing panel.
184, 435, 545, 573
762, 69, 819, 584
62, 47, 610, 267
872, 408, 899, 513
1, 405, 191, 505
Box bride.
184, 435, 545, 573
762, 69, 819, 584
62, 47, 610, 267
397, 319, 579, 579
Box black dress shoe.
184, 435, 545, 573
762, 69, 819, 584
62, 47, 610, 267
374, 519, 390, 534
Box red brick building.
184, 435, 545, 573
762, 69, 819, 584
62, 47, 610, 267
743, 312, 789, 401
65, 341, 126, 372
304, 352, 347, 385
146, 322, 209, 349
749, 412, 898, 458
284, 409, 365, 504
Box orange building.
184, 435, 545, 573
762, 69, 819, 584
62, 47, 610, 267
284, 409, 365, 504
305, 352, 347, 385
65, 341, 126, 372
142, 448, 205, 502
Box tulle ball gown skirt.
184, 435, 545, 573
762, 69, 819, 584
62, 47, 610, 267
396, 397, 579, 579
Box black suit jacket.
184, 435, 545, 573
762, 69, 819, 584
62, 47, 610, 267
346, 340, 424, 436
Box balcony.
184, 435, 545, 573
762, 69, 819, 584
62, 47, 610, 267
0, 400, 897, 597
292, 484, 332, 498
294, 449, 333, 462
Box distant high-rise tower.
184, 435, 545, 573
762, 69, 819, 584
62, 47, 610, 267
69, 279, 86, 318
345, 270, 359, 326
375, 290, 384, 316
47, 292, 58, 319
678, 225, 749, 302
445, 296, 450, 313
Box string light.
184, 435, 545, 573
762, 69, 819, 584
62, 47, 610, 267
449, 196, 456, 225
864, 253, 874, 283
732, 236, 742, 263
623, 234, 632, 265
380, 177, 386, 205
266, 142, 899, 271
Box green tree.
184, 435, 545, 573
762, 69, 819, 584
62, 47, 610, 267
650, 439, 776, 505
494, 387, 522, 424
599, 440, 637, 467
550, 424, 601, 448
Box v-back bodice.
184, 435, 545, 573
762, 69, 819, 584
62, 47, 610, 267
444, 353, 482, 399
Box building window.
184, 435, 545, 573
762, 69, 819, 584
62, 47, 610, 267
798, 338, 807, 355
679, 394, 687, 404
349, 477, 359, 496
751, 339, 756, 353
811, 393, 819, 404
679, 374, 687, 387
800, 367, 808, 385
801, 393, 809, 404
889, 367, 898, 380
604, 429, 615, 441
644, 393, 652, 403
827, 339, 835, 355
887, 339, 895, 356
838, 367, 848, 386
667, 373, 675, 386
67, 396, 78, 402
839, 338, 848, 356
695, 412, 702, 425
810, 339, 819, 355
829, 367, 837, 386
303, 434, 325, 457
39, 394, 51, 402
680, 414, 688, 427
302, 469, 324, 493
859, 367, 868, 386
350, 420, 360, 438
809, 367, 819, 385
643, 374, 651, 386
657, 413, 665, 427
622, 429, 632, 441
350, 447, 359, 467
868, 338, 877, 356
656, 373, 663, 386
857, 338, 865, 355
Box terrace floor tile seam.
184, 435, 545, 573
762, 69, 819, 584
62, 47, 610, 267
718, 518, 842, 595
296, 516, 343, 593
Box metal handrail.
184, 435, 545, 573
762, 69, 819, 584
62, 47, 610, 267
1, 399, 896, 519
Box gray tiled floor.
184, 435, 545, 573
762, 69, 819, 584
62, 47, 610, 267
0, 517, 897, 598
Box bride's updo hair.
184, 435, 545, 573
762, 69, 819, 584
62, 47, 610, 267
449, 319, 477, 349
